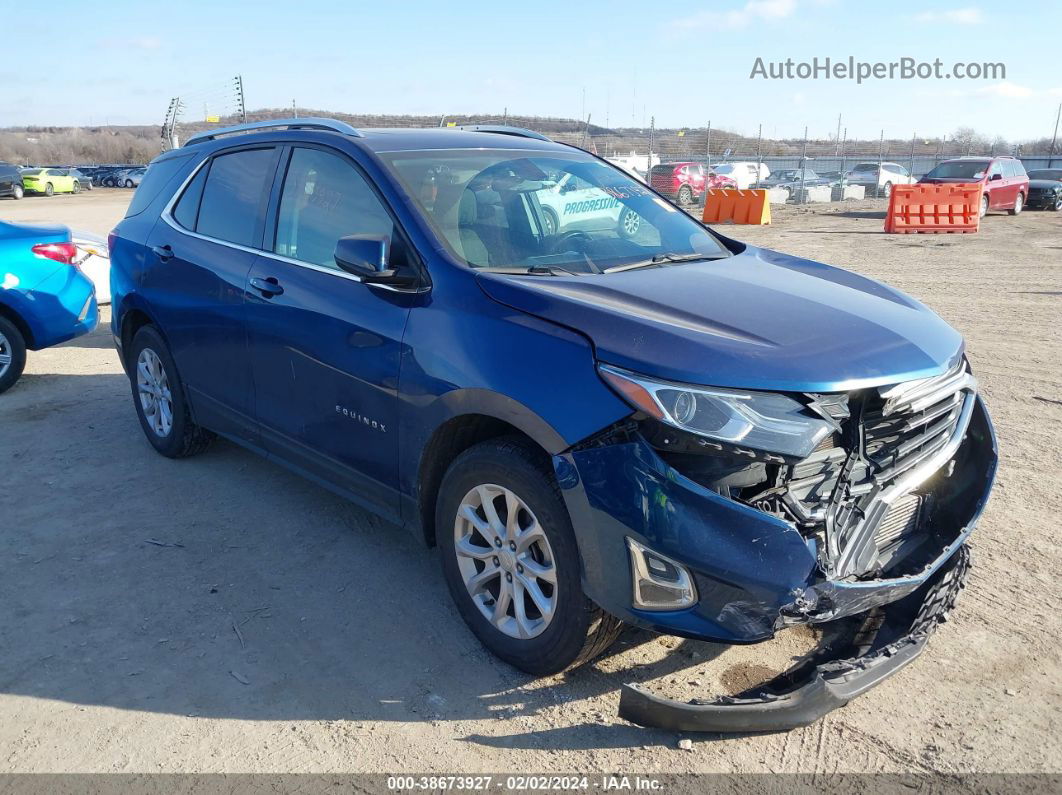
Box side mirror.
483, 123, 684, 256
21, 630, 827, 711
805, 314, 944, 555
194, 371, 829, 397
990, 173, 1003, 181
334, 235, 411, 286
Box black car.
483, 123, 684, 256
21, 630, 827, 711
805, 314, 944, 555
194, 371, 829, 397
751, 168, 832, 200
0, 161, 24, 200
1026, 168, 1062, 211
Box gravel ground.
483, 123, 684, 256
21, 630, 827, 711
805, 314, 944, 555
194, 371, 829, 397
0, 191, 1059, 775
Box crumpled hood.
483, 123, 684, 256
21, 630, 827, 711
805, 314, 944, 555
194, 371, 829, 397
476, 245, 964, 393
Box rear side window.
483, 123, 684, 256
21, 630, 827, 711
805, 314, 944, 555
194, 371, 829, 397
124, 154, 193, 218
195, 148, 276, 247
172, 163, 208, 230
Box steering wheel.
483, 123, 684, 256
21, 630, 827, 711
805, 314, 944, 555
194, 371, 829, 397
550, 231, 592, 256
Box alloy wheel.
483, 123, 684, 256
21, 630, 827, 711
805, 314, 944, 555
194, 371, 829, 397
136, 348, 173, 437
453, 483, 558, 639
0, 331, 10, 380
622, 209, 641, 236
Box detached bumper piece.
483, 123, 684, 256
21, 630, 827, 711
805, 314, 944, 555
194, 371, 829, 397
618, 545, 970, 733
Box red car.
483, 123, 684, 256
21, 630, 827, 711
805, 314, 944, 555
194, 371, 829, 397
649, 162, 737, 206
919, 156, 1029, 217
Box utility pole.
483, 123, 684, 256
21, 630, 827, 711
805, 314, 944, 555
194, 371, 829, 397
704, 121, 711, 166
835, 113, 842, 154
647, 116, 655, 177
1050, 102, 1061, 167
580, 114, 591, 150
234, 75, 246, 122
292, 99, 297, 118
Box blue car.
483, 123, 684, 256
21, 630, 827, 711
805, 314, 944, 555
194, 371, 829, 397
109, 119, 996, 732
0, 220, 98, 393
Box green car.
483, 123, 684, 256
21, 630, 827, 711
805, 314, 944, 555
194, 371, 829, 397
19, 168, 82, 196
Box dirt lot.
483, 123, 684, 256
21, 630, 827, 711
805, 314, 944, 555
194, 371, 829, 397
1, 190, 1059, 775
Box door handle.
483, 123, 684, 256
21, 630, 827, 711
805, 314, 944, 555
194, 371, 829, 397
151, 244, 174, 262
250, 276, 284, 297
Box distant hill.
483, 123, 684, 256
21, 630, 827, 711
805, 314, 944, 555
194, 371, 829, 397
1, 108, 1042, 166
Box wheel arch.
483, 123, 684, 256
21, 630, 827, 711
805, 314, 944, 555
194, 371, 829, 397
117, 300, 165, 373
413, 391, 571, 548
0, 299, 36, 349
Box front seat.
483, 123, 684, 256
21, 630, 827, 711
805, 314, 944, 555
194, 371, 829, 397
457, 189, 490, 267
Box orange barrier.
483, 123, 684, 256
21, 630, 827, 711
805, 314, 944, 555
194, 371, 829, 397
701, 188, 771, 225
884, 183, 982, 234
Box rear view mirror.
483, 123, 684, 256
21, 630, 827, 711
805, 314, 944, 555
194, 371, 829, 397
990, 173, 1003, 181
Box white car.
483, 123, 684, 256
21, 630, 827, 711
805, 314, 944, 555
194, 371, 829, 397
537, 173, 642, 239
708, 162, 770, 189
844, 162, 915, 197
71, 230, 110, 304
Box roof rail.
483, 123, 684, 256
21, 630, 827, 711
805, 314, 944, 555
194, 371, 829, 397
451, 124, 552, 142
184, 117, 363, 147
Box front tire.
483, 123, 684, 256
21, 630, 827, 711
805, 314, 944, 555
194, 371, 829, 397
882, 181, 893, 199
676, 185, 694, 207
128, 326, 215, 458
541, 207, 559, 237
437, 438, 623, 675
72, 181, 80, 194
125, 179, 134, 188
1008, 193, 1024, 215
1051, 196, 1062, 212
980, 194, 989, 218
11, 184, 23, 200
0, 316, 27, 395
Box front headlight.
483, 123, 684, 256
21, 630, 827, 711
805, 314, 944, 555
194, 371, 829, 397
599, 364, 833, 459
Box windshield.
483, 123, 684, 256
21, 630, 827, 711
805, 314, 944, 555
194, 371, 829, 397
1028, 169, 1062, 181
380, 149, 728, 274
851, 163, 877, 172
924, 161, 989, 179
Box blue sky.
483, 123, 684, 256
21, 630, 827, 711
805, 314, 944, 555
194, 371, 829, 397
1, 0, 1058, 141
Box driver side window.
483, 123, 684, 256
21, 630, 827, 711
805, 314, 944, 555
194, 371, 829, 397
274, 147, 394, 270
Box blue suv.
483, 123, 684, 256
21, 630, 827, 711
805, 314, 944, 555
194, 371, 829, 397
109, 119, 996, 732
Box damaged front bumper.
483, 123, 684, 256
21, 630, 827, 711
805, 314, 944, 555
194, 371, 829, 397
553, 390, 995, 731
619, 544, 970, 732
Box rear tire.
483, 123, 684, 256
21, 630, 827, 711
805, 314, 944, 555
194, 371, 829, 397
676, 185, 694, 207
44, 183, 53, 197
980, 194, 989, 218
0, 316, 27, 395
1008, 193, 1023, 215
437, 437, 623, 675
882, 181, 893, 199
1051, 196, 1062, 212
124, 179, 134, 188
128, 326, 215, 458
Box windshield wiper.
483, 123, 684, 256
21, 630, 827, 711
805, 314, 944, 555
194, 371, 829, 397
603, 253, 726, 274
525, 264, 580, 276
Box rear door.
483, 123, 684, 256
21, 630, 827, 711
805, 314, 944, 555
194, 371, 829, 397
985, 160, 1006, 208
144, 145, 280, 443
243, 144, 416, 520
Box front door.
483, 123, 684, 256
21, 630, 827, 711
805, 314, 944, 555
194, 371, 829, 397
244, 145, 414, 520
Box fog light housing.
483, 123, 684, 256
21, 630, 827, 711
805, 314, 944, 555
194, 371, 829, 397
627, 537, 697, 610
